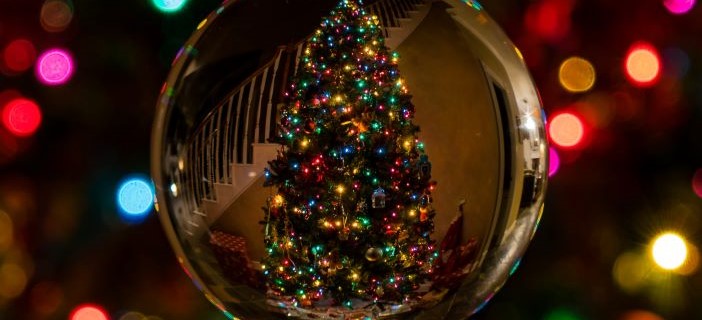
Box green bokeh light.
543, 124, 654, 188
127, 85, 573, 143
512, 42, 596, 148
151, 0, 188, 13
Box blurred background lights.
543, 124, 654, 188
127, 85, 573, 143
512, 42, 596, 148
613, 251, 649, 293
3, 39, 37, 73
651, 232, 688, 270
543, 307, 583, 320
151, 0, 188, 13
2, 98, 42, 137
36, 48, 74, 85
548, 147, 560, 177
663, 0, 696, 14
558, 56, 596, 93
692, 168, 702, 198
70, 304, 109, 320
548, 112, 585, 148
663, 47, 690, 78
30, 281, 64, 317
0, 262, 28, 299
116, 177, 154, 222
119, 311, 147, 320
40, 0, 74, 33
619, 310, 664, 320
0, 210, 12, 254
625, 42, 661, 87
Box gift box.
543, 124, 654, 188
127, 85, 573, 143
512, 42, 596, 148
209, 230, 264, 289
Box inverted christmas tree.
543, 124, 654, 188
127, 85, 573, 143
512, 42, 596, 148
262, 0, 437, 308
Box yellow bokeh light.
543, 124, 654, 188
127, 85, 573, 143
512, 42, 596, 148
0, 262, 28, 299
651, 232, 688, 270
0, 211, 13, 253
559, 57, 596, 93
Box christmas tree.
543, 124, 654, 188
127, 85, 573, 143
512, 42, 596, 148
262, 0, 438, 308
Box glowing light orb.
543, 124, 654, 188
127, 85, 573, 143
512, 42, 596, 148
40, 0, 74, 32
558, 56, 596, 93
70, 304, 109, 320
0, 262, 28, 299
625, 42, 661, 87
548, 112, 585, 148
692, 168, 702, 198
36, 48, 74, 85
3, 39, 36, 73
116, 177, 154, 222
651, 232, 688, 270
548, 147, 560, 177
664, 0, 696, 14
152, 0, 188, 13
2, 98, 42, 137
620, 310, 664, 320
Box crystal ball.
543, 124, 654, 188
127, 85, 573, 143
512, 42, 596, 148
151, 0, 548, 318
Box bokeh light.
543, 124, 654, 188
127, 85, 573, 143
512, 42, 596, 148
30, 281, 64, 316
613, 251, 649, 293
3, 39, 37, 73
619, 310, 664, 320
0, 262, 28, 299
524, 0, 574, 42
625, 42, 661, 87
543, 307, 583, 320
651, 232, 688, 270
692, 168, 702, 198
70, 304, 109, 320
548, 147, 560, 177
0, 210, 13, 254
116, 176, 154, 222
36, 48, 74, 85
2, 98, 42, 137
151, 0, 188, 13
40, 0, 74, 32
663, 0, 696, 14
558, 56, 596, 93
548, 112, 585, 149
119, 311, 147, 320
663, 47, 691, 78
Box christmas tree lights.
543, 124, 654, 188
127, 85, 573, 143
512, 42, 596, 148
262, 0, 438, 308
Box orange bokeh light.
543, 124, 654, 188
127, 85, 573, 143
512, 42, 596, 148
625, 42, 661, 87
69, 304, 109, 320
548, 112, 585, 148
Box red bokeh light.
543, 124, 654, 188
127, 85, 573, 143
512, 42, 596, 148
69, 304, 109, 320
2, 39, 37, 73
2, 98, 42, 137
693, 169, 702, 199
548, 112, 586, 149
625, 42, 661, 87
524, 0, 575, 42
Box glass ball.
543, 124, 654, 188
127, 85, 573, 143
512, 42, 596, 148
151, 0, 548, 319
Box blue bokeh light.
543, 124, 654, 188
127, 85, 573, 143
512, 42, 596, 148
116, 176, 154, 222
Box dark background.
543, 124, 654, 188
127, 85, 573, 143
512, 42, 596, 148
0, 0, 701, 319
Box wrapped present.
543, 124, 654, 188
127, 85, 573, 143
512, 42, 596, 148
209, 230, 264, 289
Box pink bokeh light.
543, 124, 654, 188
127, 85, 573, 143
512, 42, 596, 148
664, 0, 696, 15
549, 147, 560, 177
35, 48, 74, 85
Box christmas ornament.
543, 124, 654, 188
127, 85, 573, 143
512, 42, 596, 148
152, 0, 548, 319
365, 247, 384, 261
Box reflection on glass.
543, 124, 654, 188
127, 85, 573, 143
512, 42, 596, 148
152, 0, 547, 318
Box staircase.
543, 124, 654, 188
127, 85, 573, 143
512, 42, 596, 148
180, 0, 434, 235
